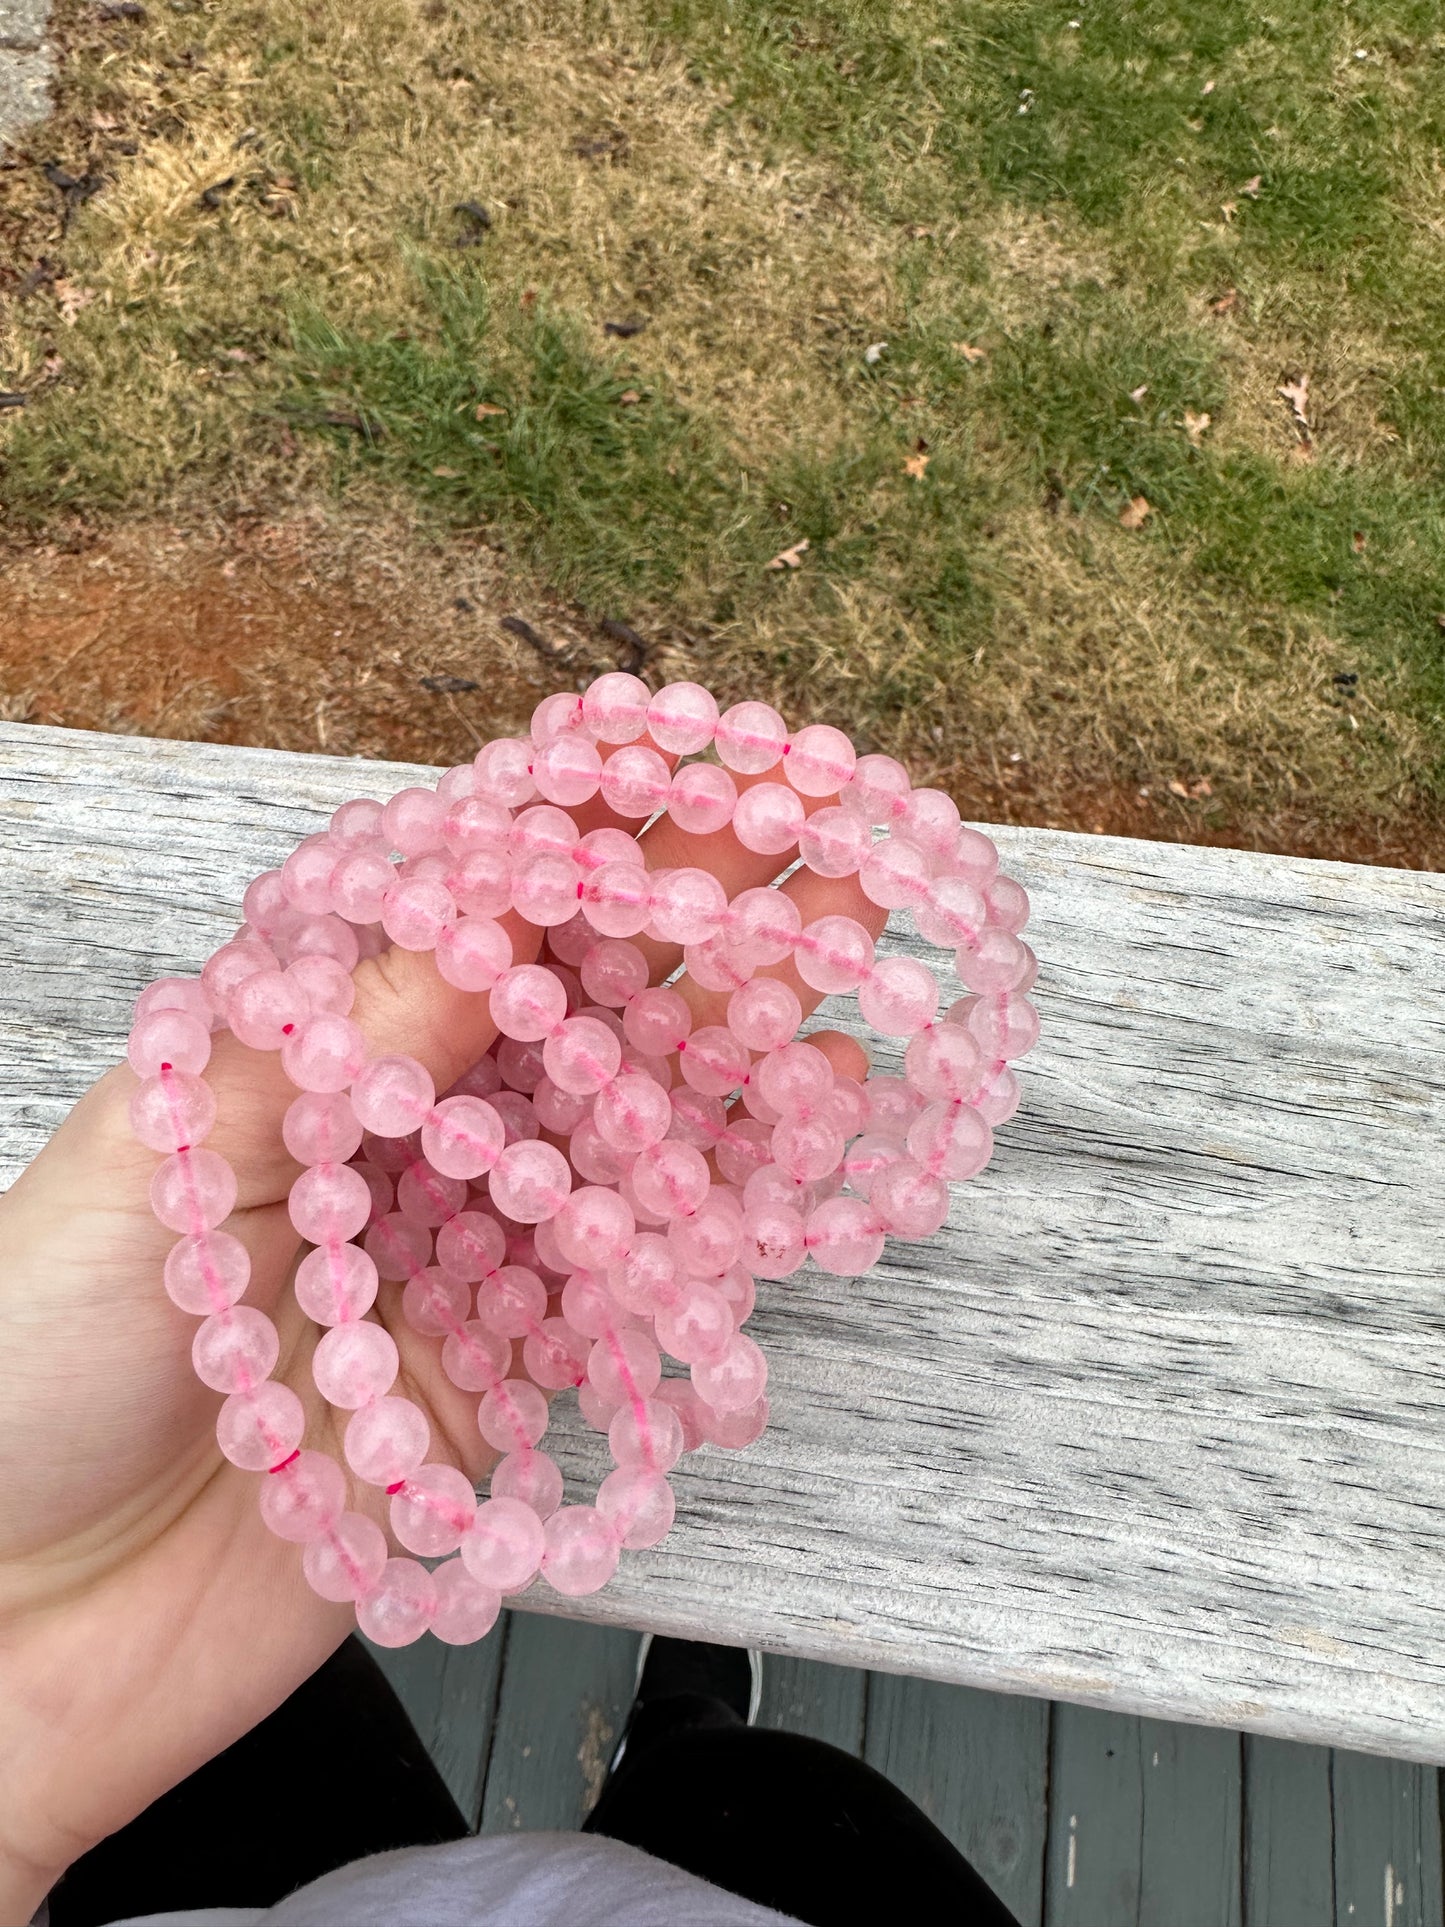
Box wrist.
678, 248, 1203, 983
0, 1851, 63, 1927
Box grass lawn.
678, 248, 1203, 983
1, 0, 1443, 859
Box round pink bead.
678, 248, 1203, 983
435, 1208, 505, 1280
381, 875, 456, 951
757, 1041, 833, 1117
714, 701, 787, 775
533, 733, 604, 806
382, 787, 447, 857
700, 1394, 770, 1451
859, 956, 940, 1035
531, 690, 587, 745
330, 796, 386, 846
653, 1379, 706, 1453
554, 1185, 636, 1271
449, 847, 513, 919
580, 938, 649, 1008
472, 737, 537, 807
956, 927, 1031, 994
303, 1512, 388, 1603
192, 1306, 280, 1393
972, 1063, 1022, 1125
771, 1114, 845, 1184
904, 1023, 983, 1102
164, 1230, 251, 1316
368, 1216, 434, 1283
715, 1118, 773, 1187
583, 671, 651, 744
289, 1161, 373, 1243
870, 1156, 951, 1237
492, 1448, 565, 1519
259, 1448, 346, 1544
667, 762, 738, 836
646, 867, 728, 946
396, 1158, 467, 1226
440, 1321, 509, 1392
804, 1195, 885, 1276
544, 1015, 623, 1096
216, 1382, 306, 1471
608, 1397, 685, 1471
488, 1139, 572, 1223
797, 805, 871, 879
784, 723, 857, 797
587, 1327, 663, 1403
475, 1264, 547, 1338
313, 1319, 399, 1408
630, 1140, 711, 1220
959, 992, 1040, 1060
151, 1148, 237, 1232
907, 1100, 994, 1180
133, 975, 215, 1034
597, 1467, 675, 1550
681, 934, 752, 994
490, 964, 568, 1043
344, 1394, 430, 1485
356, 1557, 437, 1648
130, 1070, 217, 1154
580, 863, 653, 939
390, 1463, 479, 1557
725, 977, 799, 1053
349, 1054, 437, 1137
600, 743, 672, 819
739, 1201, 806, 1279
656, 1282, 733, 1364
622, 985, 691, 1055
228, 969, 312, 1051
443, 794, 512, 852
510, 803, 580, 864
542, 1505, 621, 1596
669, 1191, 743, 1274
591, 1072, 671, 1154
422, 1095, 505, 1179
295, 1241, 380, 1325
280, 837, 338, 916
281, 1014, 367, 1094
732, 781, 806, 856
793, 915, 875, 995
430, 1560, 502, 1645
678, 1025, 749, 1098
721, 887, 801, 966
331, 846, 396, 923
461, 1495, 546, 1592
512, 853, 582, 928
201, 937, 275, 1010
284, 955, 355, 1018
895, 786, 962, 858
915, 876, 988, 950
523, 1316, 590, 1391
646, 680, 719, 754
860, 837, 933, 911
986, 875, 1030, 933
691, 1332, 767, 1414
532, 1076, 590, 1135
128, 1008, 212, 1079
841, 753, 911, 825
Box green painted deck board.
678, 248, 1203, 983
1331, 1750, 1443, 1927
757, 1655, 866, 1755
364, 1620, 507, 1828
1243, 1735, 1335, 1927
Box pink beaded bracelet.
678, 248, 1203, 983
127, 674, 1039, 1648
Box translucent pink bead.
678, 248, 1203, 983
784, 723, 857, 797
600, 743, 672, 819
331, 846, 396, 923
682, 933, 752, 993
281, 837, 338, 915
955, 927, 1031, 994
669, 1191, 743, 1274
490, 964, 568, 1043
841, 753, 911, 824
907, 1100, 994, 1181
870, 1156, 951, 1237
916, 876, 988, 949
678, 1026, 749, 1098
216, 1382, 306, 1471
533, 733, 604, 806
859, 957, 940, 1035
201, 937, 275, 1010
346, 1054, 437, 1138
431, 1560, 502, 1645
281, 1014, 367, 1094
461, 1496, 547, 1592
367, 1215, 433, 1284
303, 1511, 388, 1602
580, 938, 649, 1008
721, 887, 801, 967
531, 690, 587, 745
390, 1463, 479, 1557
489, 1139, 572, 1223
381, 875, 456, 951
607, 1235, 679, 1316
382, 787, 447, 857
227, 970, 311, 1051
791, 915, 874, 995
532, 1076, 591, 1135
904, 1023, 983, 1102
771, 1114, 845, 1184
591, 1074, 671, 1156
630, 1140, 711, 1221
151, 1148, 237, 1232
732, 781, 805, 856
164, 1230, 251, 1315
492, 1448, 564, 1519
972, 1063, 1022, 1125
440, 1320, 509, 1392
691, 1332, 767, 1414
554, 1185, 636, 1271
313, 1319, 399, 1408
895, 786, 961, 858
757, 1041, 833, 1117
597, 1467, 675, 1549
739, 1201, 806, 1279
289, 1161, 373, 1242
523, 1316, 590, 1390
344, 1394, 430, 1485
583, 671, 651, 744
330, 796, 386, 846
986, 875, 1030, 933
542, 1505, 621, 1596
587, 1327, 663, 1404
475, 1264, 547, 1338
609, 1397, 685, 1471
130, 1070, 217, 1154
496, 1043, 546, 1098
449, 847, 513, 919
569, 1114, 631, 1183
511, 854, 581, 928
646, 681, 718, 754
285, 955, 355, 1018
860, 837, 933, 911
396, 1158, 467, 1226
667, 762, 738, 836
259, 1449, 346, 1543
133, 975, 215, 1034
422, 1095, 505, 1179
958, 992, 1041, 1059
714, 701, 787, 774
804, 1196, 885, 1276
581, 862, 653, 938
128, 1008, 212, 1079
725, 977, 800, 1053
443, 794, 512, 852
646, 868, 728, 946
622, 985, 690, 1055
356, 1557, 437, 1648
699, 1393, 770, 1451
295, 1241, 380, 1325
653, 1379, 706, 1454
715, 1118, 773, 1187
508, 803, 579, 864
544, 1015, 623, 1096
473, 736, 537, 807
656, 1282, 733, 1364
668, 1087, 727, 1148
797, 805, 871, 878
192, 1306, 280, 1393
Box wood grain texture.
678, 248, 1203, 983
4, 723, 1445, 1760
1242, 1734, 1336, 1927
479, 1615, 640, 1834
756, 1656, 866, 1754
364, 1618, 508, 1827
865, 1675, 1049, 1926
1331, 1750, 1443, 1927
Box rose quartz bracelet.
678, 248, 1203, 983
127, 675, 1039, 1647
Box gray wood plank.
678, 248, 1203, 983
1331, 1750, 1443, 1927
364, 1617, 508, 1829
480, 1614, 641, 1834
4, 722, 1445, 1759
1044, 1706, 1241, 1927
1243, 1734, 1335, 1927
865, 1674, 1048, 1927
756, 1655, 866, 1754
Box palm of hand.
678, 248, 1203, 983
0, 773, 878, 1909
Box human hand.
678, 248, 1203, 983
0, 747, 880, 1923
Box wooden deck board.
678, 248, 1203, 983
364, 1622, 507, 1828
1242, 1735, 1336, 1927
756, 1656, 866, 1755
1330, 1750, 1443, 1927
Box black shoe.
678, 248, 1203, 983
608, 1636, 762, 1774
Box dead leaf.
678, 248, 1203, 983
1241, 174, 1262, 196
1209, 287, 1240, 315
221, 346, 254, 363
1129, 383, 1149, 403
1190, 777, 1213, 798
53, 280, 97, 326
904, 438, 930, 479
1352, 529, 1367, 553
91, 112, 118, 130
474, 401, 506, 418
1277, 372, 1313, 449
1168, 779, 1190, 798
617, 389, 641, 406
952, 340, 987, 363
863, 341, 887, 364
1220, 200, 1237, 223
766, 538, 810, 571
1118, 495, 1153, 529
519, 288, 537, 311
1201, 79, 1216, 95
431, 465, 462, 478
1183, 409, 1211, 445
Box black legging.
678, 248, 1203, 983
47, 1636, 1019, 1927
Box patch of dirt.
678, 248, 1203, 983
0, 513, 1441, 871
